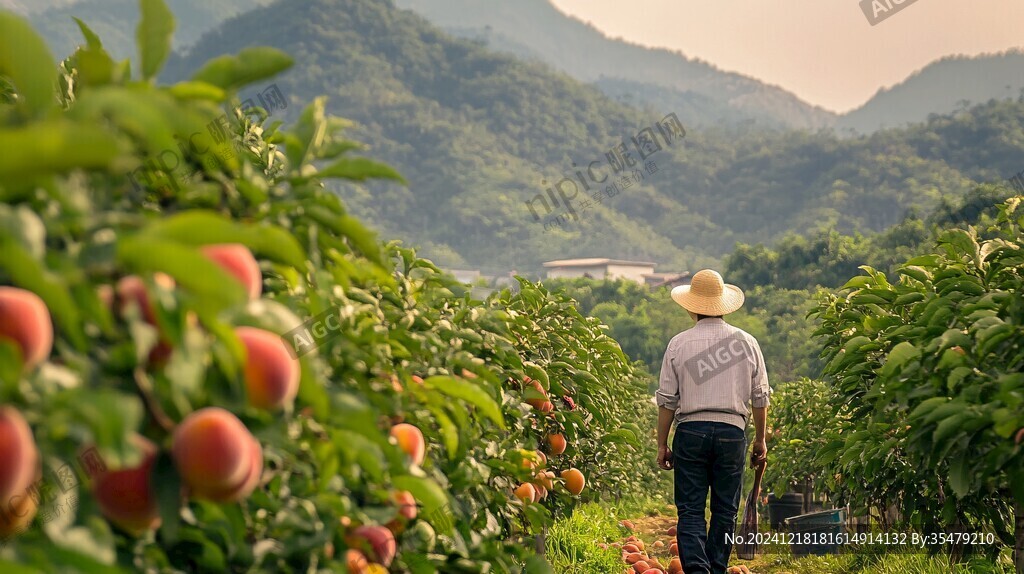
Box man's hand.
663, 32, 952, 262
751, 438, 767, 466
657, 445, 673, 471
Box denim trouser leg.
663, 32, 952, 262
673, 421, 746, 574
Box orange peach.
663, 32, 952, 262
390, 423, 425, 466
200, 244, 262, 301
236, 327, 300, 410
513, 483, 536, 503
0, 489, 37, 539
345, 549, 369, 574
547, 433, 567, 455
560, 468, 585, 495
171, 407, 262, 502
92, 435, 161, 534
0, 287, 53, 370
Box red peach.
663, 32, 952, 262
92, 434, 161, 534
0, 287, 53, 370
393, 490, 417, 521
0, 407, 39, 506
236, 327, 300, 410
345, 549, 369, 574
200, 244, 262, 301
171, 407, 261, 502
349, 525, 396, 567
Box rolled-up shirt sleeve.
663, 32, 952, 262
750, 338, 771, 408
656, 341, 680, 412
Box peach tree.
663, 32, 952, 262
0, 2, 656, 572
813, 196, 1024, 568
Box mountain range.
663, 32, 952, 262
7, 0, 1024, 274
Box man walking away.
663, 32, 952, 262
655, 269, 771, 574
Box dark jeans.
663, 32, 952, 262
673, 421, 747, 574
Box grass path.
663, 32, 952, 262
547, 498, 1015, 574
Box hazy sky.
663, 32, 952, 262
549, 0, 1024, 113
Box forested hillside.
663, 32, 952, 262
393, 0, 836, 130
162, 0, 1024, 274
26, 0, 270, 58
839, 50, 1024, 134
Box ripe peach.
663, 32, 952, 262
411, 375, 424, 385
1015, 427, 1024, 445
236, 327, 300, 410
514, 483, 536, 503
524, 379, 548, 409
0, 490, 37, 539
632, 561, 649, 573
620, 519, 635, 531
0, 407, 39, 505
668, 557, 683, 574
200, 244, 262, 301
538, 400, 554, 413
624, 552, 643, 564
547, 433, 567, 455
349, 525, 396, 567
0, 287, 53, 370
560, 468, 585, 495
666, 525, 677, 536
393, 490, 417, 520
641, 568, 664, 574
390, 423, 425, 466
92, 434, 161, 534
534, 470, 555, 491
171, 407, 262, 502
623, 543, 640, 553
345, 549, 369, 574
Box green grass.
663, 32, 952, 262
546, 497, 1017, 574
546, 497, 667, 574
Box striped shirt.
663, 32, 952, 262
656, 318, 771, 430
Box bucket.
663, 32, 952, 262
767, 492, 803, 530
784, 508, 846, 556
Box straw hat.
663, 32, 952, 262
671, 269, 744, 316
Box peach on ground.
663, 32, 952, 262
236, 326, 300, 410
200, 244, 262, 300
0, 287, 53, 370
92, 434, 161, 534
390, 423, 425, 465
171, 407, 261, 502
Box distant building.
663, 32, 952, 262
643, 272, 692, 289
542, 258, 657, 284
446, 269, 481, 284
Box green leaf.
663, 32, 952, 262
523, 555, 555, 574
0, 230, 87, 349
0, 11, 57, 118
880, 341, 919, 378
948, 456, 970, 498
423, 375, 505, 428
0, 120, 120, 179
190, 47, 293, 91
73, 17, 104, 50
168, 81, 226, 102
154, 451, 182, 542
136, 0, 175, 80
139, 211, 307, 269
117, 236, 247, 314
317, 157, 407, 184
